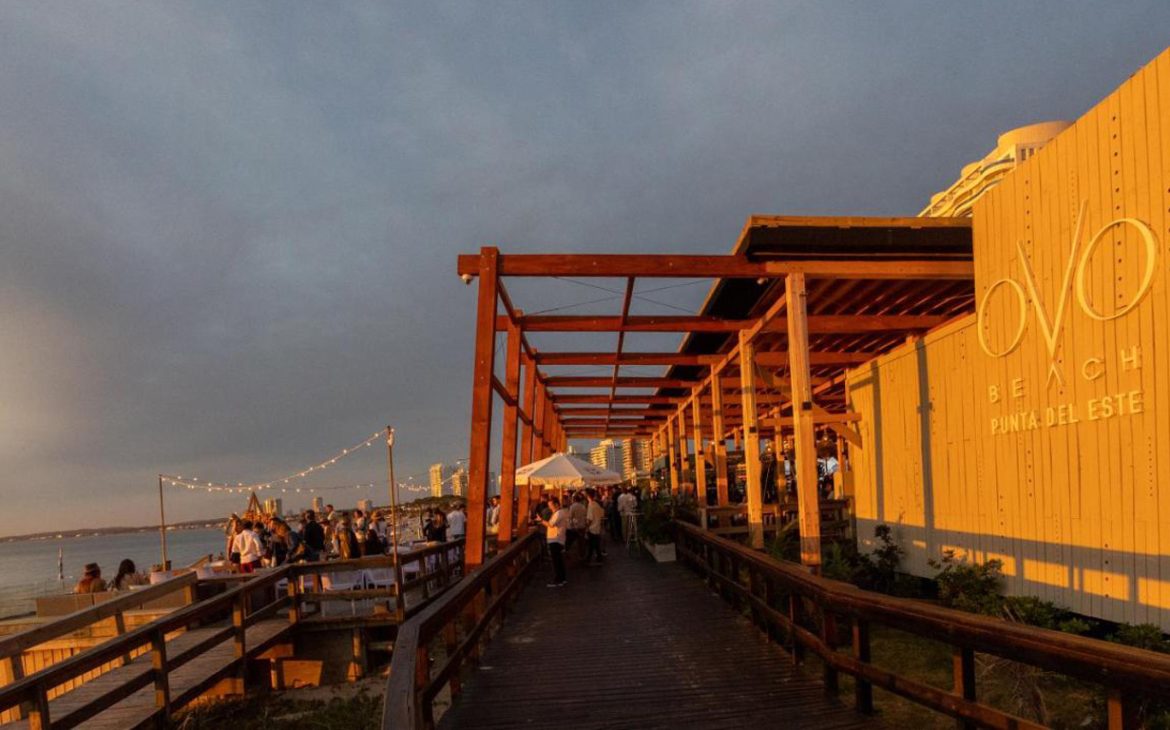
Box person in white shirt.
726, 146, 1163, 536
486, 496, 501, 535
538, 497, 567, 587
233, 521, 263, 574
617, 488, 637, 542
447, 503, 467, 541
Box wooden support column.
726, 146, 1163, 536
520, 354, 536, 466
532, 385, 546, 460
464, 247, 499, 569
710, 379, 729, 506
497, 316, 522, 545
690, 389, 706, 503
738, 331, 764, 549
677, 405, 690, 487
786, 272, 822, 569
541, 388, 555, 456
666, 416, 679, 494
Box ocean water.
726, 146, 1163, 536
0, 528, 225, 619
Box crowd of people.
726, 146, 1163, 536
223, 502, 469, 572
530, 485, 642, 588
72, 485, 641, 592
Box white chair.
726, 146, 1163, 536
364, 568, 395, 590
321, 571, 363, 616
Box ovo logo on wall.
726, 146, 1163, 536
976, 201, 1159, 386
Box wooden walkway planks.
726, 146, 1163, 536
436, 547, 878, 730
1, 618, 290, 730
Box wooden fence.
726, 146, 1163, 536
0, 539, 466, 729
674, 521, 1170, 730
382, 532, 543, 730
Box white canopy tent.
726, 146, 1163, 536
514, 453, 622, 490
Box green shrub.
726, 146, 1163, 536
929, 550, 1004, 616
638, 495, 676, 545
766, 520, 801, 562
1003, 596, 1091, 635
1109, 623, 1170, 653
853, 524, 904, 593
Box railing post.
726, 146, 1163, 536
415, 642, 433, 730
287, 573, 300, 626
442, 621, 461, 696
820, 609, 839, 694
114, 610, 133, 666
852, 618, 873, 714
25, 684, 49, 730
232, 590, 248, 693
952, 646, 976, 730
151, 627, 171, 716
788, 594, 805, 664
1106, 687, 1139, 730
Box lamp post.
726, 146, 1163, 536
386, 426, 405, 620
157, 474, 169, 570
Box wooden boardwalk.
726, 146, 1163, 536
2, 618, 290, 730
437, 544, 879, 730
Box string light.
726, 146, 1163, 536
171, 479, 430, 496
161, 429, 383, 492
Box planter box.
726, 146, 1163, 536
643, 541, 676, 563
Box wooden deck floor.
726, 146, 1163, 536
2, 618, 291, 730
437, 542, 879, 730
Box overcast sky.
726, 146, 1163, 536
2, 2, 1168, 536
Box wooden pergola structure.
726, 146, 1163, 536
458, 216, 975, 569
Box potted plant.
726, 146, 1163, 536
638, 496, 677, 562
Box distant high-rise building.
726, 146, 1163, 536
450, 467, 466, 497
620, 438, 652, 481
263, 498, 282, 516
590, 439, 621, 475
429, 463, 448, 498
312, 496, 324, 514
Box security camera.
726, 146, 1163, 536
461, 273, 473, 285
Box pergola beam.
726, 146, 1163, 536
503, 313, 951, 334
459, 254, 974, 280
534, 351, 872, 367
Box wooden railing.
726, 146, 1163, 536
0, 539, 468, 729
289, 540, 465, 624
382, 532, 543, 730
0, 572, 199, 724
0, 566, 290, 729
674, 521, 1170, 730
695, 499, 852, 541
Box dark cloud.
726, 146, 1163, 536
1, 1, 1167, 534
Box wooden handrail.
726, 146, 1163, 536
0, 539, 472, 728
0, 572, 199, 659
382, 532, 541, 730
673, 521, 1170, 729
0, 565, 292, 721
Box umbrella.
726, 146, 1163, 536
514, 453, 622, 489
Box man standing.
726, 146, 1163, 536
539, 497, 567, 587
234, 520, 263, 573
447, 503, 467, 541
568, 492, 588, 558
301, 510, 325, 562
617, 488, 637, 542
486, 496, 501, 535
585, 489, 605, 564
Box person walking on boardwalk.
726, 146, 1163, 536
447, 503, 467, 541
585, 488, 605, 564
539, 497, 567, 587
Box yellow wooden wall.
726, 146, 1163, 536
847, 48, 1170, 629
